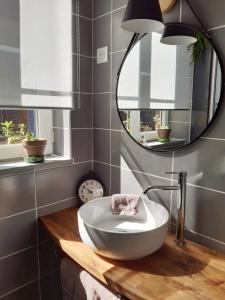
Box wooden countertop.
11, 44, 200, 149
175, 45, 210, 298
40, 207, 225, 300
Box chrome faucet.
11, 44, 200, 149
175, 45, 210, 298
143, 171, 187, 246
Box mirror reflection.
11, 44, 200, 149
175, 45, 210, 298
117, 29, 222, 151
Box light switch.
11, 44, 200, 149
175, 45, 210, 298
97, 46, 108, 64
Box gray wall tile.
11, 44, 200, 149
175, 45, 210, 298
73, 16, 92, 57
72, 129, 92, 162
37, 198, 78, 218
0, 173, 35, 218
72, 0, 92, 19
93, 94, 110, 129
93, 129, 110, 163
36, 162, 91, 207
0, 247, 38, 296
93, 14, 111, 55
0, 211, 37, 258
71, 94, 92, 129
94, 0, 111, 19
2, 281, 40, 300
113, 0, 128, 10
93, 161, 110, 195
93, 58, 111, 93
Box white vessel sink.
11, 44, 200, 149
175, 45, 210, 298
78, 196, 169, 260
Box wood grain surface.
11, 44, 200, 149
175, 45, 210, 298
40, 207, 225, 300
159, 0, 177, 14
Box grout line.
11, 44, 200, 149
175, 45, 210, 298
0, 278, 39, 299
0, 244, 37, 261
109, 0, 113, 195
208, 24, 225, 32
93, 5, 127, 21
110, 49, 127, 54
200, 137, 225, 141
92, 0, 94, 171
0, 208, 36, 221
53, 126, 70, 130
186, 182, 225, 195
73, 52, 92, 59
185, 228, 225, 246
37, 196, 77, 210
34, 170, 42, 300
72, 13, 92, 21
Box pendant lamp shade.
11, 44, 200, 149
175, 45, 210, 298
122, 0, 164, 33
161, 23, 198, 45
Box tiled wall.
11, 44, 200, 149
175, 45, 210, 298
0, 1, 93, 299
92, 0, 225, 255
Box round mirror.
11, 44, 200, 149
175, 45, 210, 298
116, 25, 224, 152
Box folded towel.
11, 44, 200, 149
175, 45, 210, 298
111, 194, 140, 216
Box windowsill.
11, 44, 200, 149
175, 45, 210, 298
0, 155, 74, 176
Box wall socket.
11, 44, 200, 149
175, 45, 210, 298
97, 46, 108, 64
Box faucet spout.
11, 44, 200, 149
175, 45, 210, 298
143, 171, 187, 247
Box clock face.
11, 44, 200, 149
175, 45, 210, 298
78, 179, 104, 203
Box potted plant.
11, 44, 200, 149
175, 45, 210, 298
22, 132, 47, 163
153, 114, 171, 143
0, 121, 47, 163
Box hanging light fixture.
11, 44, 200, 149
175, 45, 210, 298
160, 23, 198, 45
161, 0, 210, 46
121, 0, 164, 33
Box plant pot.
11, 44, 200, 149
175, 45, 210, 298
157, 128, 171, 143
22, 139, 47, 163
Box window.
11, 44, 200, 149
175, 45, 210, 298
0, 109, 53, 160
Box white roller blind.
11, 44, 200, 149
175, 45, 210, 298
0, 0, 73, 109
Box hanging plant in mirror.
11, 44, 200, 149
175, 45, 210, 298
187, 32, 208, 64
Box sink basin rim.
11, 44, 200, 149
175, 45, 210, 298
78, 196, 169, 235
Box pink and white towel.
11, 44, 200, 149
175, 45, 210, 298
111, 194, 140, 216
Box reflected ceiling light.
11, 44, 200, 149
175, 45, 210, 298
121, 0, 164, 33
160, 23, 198, 45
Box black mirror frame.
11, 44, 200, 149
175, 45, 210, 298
116, 23, 225, 152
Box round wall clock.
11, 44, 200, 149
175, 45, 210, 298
77, 171, 105, 203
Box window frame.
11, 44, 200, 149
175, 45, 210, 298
0, 109, 53, 161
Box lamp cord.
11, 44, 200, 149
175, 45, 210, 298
185, 0, 211, 39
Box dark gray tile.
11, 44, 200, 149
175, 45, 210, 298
174, 138, 225, 192
112, 7, 133, 52
72, 129, 92, 162
39, 240, 61, 275
38, 198, 78, 217
171, 184, 225, 245
71, 94, 92, 128
73, 55, 92, 93
0, 173, 35, 218
94, 0, 111, 19
93, 57, 111, 93
53, 128, 70, 157
0, 211, 37, 258
113, 0, 128, 10
72, 0, 92, 19
182, 0, 225, 30
111, 166, 171, 211
2, 281, 40, 300
0, 247, 38, 296
111, 131, 173, 177
40, 270, 63, 300
93, 14, 111, 56
36, 162, 91, 207
94, 161, 110, 195
112, 51, 126, 93
93, 129, 110, 163
73, 16, 92, 57
93, 94, 110, 129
